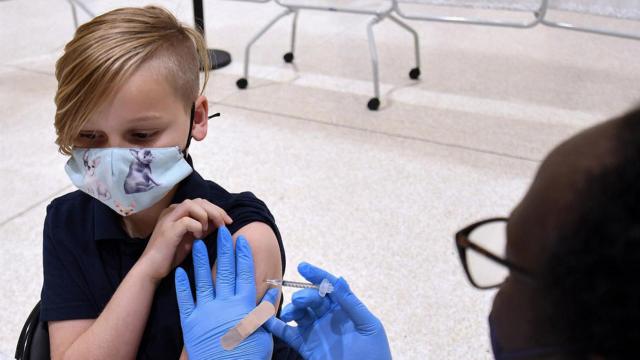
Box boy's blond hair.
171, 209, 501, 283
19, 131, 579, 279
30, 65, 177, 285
54, 6, 210, 155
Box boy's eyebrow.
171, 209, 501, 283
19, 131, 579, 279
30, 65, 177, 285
78, 114, 168, 133
126, 114, 163, 123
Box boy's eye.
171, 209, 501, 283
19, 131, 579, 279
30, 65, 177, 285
131, 132, 155, 140
79, 133, 97, 140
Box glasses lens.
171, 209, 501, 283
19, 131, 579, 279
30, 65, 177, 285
466, 220, 509, 288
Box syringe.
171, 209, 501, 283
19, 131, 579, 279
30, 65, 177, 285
266, 279, 334, 297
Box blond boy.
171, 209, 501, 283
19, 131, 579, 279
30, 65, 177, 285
41, 6, 289, 359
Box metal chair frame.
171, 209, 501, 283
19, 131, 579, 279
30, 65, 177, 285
539, 5, 640, 40
392, 0, 640, 40
235, 0, 422, 110
392, 0, 548, 29
65, 0, 95, 29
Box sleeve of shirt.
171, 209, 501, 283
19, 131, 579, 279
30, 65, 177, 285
40, 202, 98, 322
225, 192, 286, 274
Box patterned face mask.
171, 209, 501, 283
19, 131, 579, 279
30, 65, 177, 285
65, 146, 193, 216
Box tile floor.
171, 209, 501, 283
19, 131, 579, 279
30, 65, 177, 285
1, 0, 639, 359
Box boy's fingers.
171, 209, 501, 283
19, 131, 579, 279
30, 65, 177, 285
192, 240, 214, 303
168, 200, 209, 233
172, 238, 195, 269
235, 236, 256, 297
297, 262, 338, 285
223, 211, 233, 224
215, 226, 235, 299
193, 198, 232, 228
177, 217, 204, 239
175, 267, 195, 319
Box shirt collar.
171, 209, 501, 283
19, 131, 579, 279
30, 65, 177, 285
93, 155, 210, 242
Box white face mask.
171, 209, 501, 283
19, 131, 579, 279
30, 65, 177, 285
65, 146, 193, 216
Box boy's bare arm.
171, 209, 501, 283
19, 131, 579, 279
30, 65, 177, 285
49, 261, 158, 360
49, 199, 231, 360
210, 221, 283, 306
232, 221, 283, 305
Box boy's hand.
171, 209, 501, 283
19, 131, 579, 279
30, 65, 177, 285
139, 198, 232, 282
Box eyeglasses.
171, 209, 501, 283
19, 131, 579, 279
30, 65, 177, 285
455, 218, 534, 289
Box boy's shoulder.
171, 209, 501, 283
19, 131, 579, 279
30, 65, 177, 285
43, 191, 95, 246
46, 189, 93, 216
193, 173, 267, 210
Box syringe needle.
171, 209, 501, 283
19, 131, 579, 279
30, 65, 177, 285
265, 279, 317, 289
265, 279, 334, 297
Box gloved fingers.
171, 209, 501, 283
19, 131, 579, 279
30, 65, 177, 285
260, 287, 280, 306
215, 226, 235, 299
263, 316, 304, 352
292, 288, 332, 318
280, 303, 307, 323
175, 267, 195, 319
297, 308, 318, 329
192, 240, 214, 304
297, 262, 338, 285
331, 277, 380, 333
281, 304, 317, 329
235, 236, 256, 297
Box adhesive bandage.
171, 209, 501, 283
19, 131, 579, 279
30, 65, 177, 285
220, 301, 276, 351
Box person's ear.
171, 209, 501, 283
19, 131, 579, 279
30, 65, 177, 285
191, 95, 209, 142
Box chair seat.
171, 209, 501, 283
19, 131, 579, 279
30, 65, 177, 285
15, 301, 50, 360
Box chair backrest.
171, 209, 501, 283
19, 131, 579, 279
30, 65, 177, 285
397, 0, 640, 19
15, 301, 50, 360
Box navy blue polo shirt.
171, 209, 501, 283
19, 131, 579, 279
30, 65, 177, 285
40, 159, 301, 359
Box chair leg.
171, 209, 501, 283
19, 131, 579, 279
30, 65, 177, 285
237, 8, 294, 89
388, 14, 421, 80
366, 16, 384, 111
284, 10, 299, 63
66, 0, 95, 29
69, 1, 79, 29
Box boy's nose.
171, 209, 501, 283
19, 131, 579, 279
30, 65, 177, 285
104, 137, 133, 149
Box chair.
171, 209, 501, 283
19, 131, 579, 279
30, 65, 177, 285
540, 0, 640, 40
392, 0, 547, 28
14, 301, 50, 360
230, 0, 422, 110
393, 0, 640, 40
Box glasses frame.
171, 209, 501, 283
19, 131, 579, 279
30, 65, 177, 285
455, 217, 534, 289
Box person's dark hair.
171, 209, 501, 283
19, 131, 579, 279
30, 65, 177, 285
542, 106, 640, 359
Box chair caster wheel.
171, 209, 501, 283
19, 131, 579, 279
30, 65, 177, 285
283, 52, 294, 63
409, 67, 421, 80
236, 78, 248, 89
367, 98, 380, 111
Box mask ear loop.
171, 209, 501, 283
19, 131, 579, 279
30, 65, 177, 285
183, 103, 195, 158
183, 103, 222, 158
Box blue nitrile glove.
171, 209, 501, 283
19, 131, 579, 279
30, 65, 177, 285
261, 262, 392, 360
174, 226, 274, 360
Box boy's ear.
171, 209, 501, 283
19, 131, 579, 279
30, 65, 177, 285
191, 96, 209, 142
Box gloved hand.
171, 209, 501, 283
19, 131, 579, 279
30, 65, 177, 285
261, 262, 392, 360
175, 226, 274, 360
